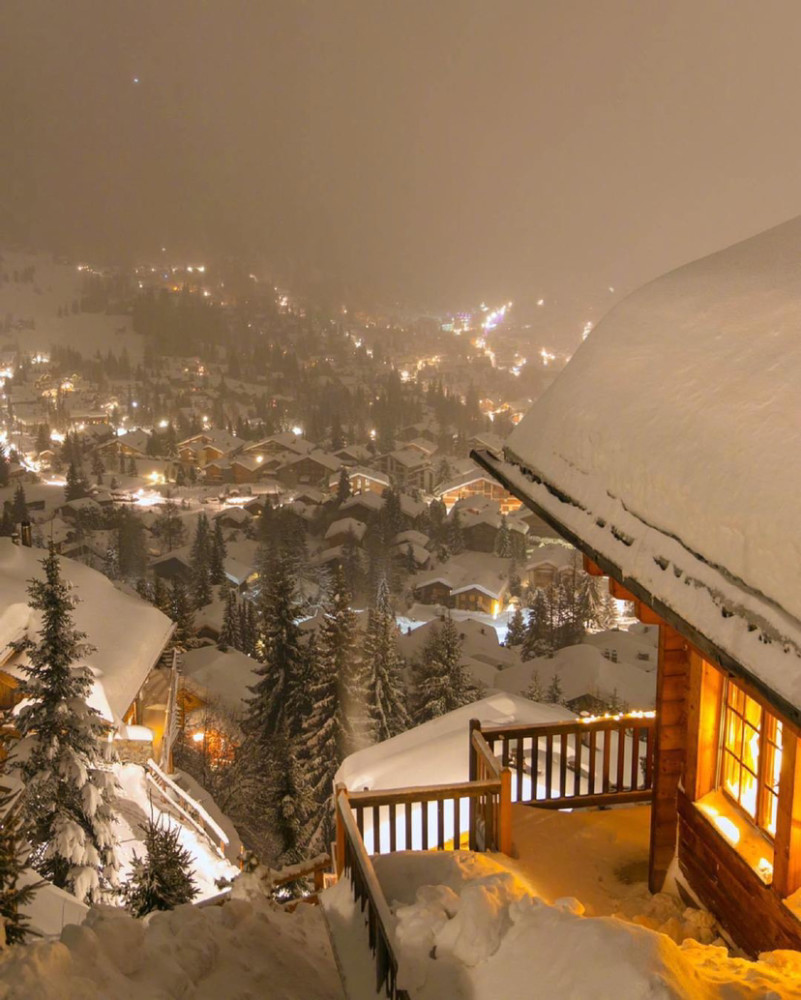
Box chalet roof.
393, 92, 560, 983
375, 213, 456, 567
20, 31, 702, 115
325, 517, 367, 542
414, 552, 510, 600
479, 215, 801, 719
341, 491, 384, 514
0, 539, 173, 722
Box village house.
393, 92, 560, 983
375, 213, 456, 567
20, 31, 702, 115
0, 536, 174, 764
328, 466, 390, 497
473, 216, 801, 955
436, 466, 522, 513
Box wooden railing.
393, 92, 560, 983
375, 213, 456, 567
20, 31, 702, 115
336, 789, 410, 1000
476, 713, 656, 810
145, 758, 230, 857
330, 711, 654, 996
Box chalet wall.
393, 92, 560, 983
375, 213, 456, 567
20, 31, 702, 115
677, 790, 801, 955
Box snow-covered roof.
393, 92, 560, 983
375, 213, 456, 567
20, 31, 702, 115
481, 215, 801, 718
181, 645, 258, 714
336, 692, 574, 792
0, 539, 173, 722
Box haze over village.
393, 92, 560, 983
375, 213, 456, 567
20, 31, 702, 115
3, 3, 801, 999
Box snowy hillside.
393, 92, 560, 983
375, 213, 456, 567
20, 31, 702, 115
0, 249, 144, 362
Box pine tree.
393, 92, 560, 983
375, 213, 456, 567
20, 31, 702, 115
123, 816, 198, 917
546, 673, 564, 705
506, 605, 526, 646
302, 568, 361, 846
10, 547, 120, 902
0, 445, 10, 488
0, 789, 41, 944
265, 732, 313, 870
364, 579, 410, 742
190, 513, 213, 609
247, 552, 306, 740
91, 453, 105, 485
524, 670, 545, 702
219, 588, 241, 650
152, 501, 186, 552
169, 579, 195, 647
64, 461, 90, 502
117, 507, 147, 580
210, 519, 227, 586
522, 588, 556, 660
336, 467, 351, 504
412, 616, 474, 722
494, 515, 512, 558
446, 508, 465, 555
11, 484, 28, 525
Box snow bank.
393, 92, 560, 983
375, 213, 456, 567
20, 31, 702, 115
0, 876, 343, 1000
326, 851, 801, 999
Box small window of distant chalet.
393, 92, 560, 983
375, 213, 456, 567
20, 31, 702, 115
720, 681, 782, 838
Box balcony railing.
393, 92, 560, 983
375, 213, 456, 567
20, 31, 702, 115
332, 710, 655, 998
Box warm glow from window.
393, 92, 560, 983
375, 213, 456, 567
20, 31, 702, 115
721, 681, 782, 838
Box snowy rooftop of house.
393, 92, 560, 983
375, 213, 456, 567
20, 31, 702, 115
483, 215, 801, 719
0, 539, 173, 722
336, 692, 574, 792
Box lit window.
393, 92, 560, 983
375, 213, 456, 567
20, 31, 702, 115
721, 681, 782, 838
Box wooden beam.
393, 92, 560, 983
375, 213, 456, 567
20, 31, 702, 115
684, 651, 723, 801
649, 623, 690, 892
774, 733, 801, 898
583, 555, 604, 576
609, 578, 637, 603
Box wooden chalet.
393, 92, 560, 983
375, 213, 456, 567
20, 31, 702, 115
470, 216, 801, 955
436, 468, 522, 514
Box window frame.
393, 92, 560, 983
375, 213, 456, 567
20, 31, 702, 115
719, 679, 782, 840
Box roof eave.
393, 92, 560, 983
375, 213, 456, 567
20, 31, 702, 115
471, 448, 801, 730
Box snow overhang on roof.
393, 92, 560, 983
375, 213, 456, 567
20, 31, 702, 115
474, 215, 801, 725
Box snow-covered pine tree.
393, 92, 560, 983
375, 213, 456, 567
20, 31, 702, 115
582, 574, 619, 631
11, 547, 120, 903
412, 615, 474, 722
210, 519, 227, 587
546, 673, 565, 705
363, 578, 410, 742
521, 588, 555, 660
0, 789, 41, 944
64, 461, 90, 502
336, 466, 351, 503
524, 670, 545, 702
493, 515, 512, 558
123, 816, 198, 917
265, 732, 313, 871
219, 588, 241, 650
169, 578, 195, 648
247, 551, 306, 741
190, 513, 213, 608
505, 605, 526, 646
11, 484, 28, 525
302, 567, 363, 847
446, 508, 465, 555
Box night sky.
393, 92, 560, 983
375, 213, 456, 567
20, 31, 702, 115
3, 1, 801, 342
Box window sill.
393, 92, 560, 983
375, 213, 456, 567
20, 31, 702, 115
695, 790, 774, 885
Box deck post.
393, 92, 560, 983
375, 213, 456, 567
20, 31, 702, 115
335, 783, 347, 877
499, 767, 513, 856
468, 719, 480, 851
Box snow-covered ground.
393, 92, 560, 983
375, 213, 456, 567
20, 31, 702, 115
323, 851, 801, 999
0, 875, 344, 1000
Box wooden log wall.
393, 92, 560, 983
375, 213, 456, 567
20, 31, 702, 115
649, 623, 690, 892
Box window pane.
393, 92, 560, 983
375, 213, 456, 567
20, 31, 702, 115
745, 694, 762, 728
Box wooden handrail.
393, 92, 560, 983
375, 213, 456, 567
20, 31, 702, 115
471, 729, 502, 779
347, 778, 500, 808
336, 789, 410, 1000
480, 713, 656, 741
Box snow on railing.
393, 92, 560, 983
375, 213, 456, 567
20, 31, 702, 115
145, 758, 229, 857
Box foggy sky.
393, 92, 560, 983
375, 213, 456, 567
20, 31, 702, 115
3, 1, 801, 343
